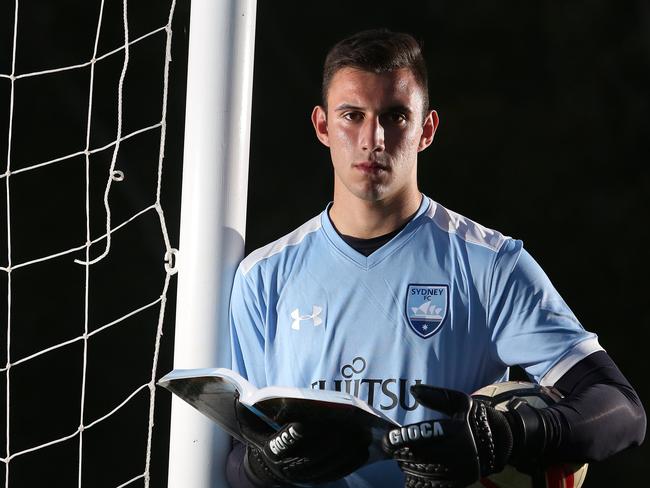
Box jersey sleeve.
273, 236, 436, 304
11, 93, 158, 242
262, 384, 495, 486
229, 263, 268, 388
487, 239, 602, 383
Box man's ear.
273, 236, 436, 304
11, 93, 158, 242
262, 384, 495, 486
418, 110, 439, 152
311, 105, 330, 147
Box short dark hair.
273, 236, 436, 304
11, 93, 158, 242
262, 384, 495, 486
321, 29, 429, 117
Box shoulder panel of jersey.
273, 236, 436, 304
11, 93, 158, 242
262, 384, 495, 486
240, 214, 322, 275
425, 197, 510, 252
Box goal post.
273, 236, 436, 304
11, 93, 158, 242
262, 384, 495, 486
167, 1, 257, 487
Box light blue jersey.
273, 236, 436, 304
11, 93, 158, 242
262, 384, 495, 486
229, 195, 601, 487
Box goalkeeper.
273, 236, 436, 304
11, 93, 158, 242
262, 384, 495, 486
226, 29, 645, 487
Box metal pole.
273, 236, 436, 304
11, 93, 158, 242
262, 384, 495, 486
167, 0, 256, 486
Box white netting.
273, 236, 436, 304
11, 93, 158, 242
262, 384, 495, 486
0, 0, 182, 486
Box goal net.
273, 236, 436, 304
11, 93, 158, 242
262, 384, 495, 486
0, 0, 186, 486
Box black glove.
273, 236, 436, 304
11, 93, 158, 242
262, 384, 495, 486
383, 385, 517, 488
235, 400, 370, 486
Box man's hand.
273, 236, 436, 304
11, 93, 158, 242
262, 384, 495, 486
382, 385, 515, 488
235, 400, 370, 486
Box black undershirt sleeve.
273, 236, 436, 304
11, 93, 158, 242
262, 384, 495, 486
540, 350, 646, 462
227, 439, 265, 488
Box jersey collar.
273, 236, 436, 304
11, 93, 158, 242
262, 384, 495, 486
320, 195, 432, 269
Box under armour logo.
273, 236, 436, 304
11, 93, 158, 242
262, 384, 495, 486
290, 306, 323, 330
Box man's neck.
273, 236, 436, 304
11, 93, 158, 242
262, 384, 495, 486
329, 191, 423, 239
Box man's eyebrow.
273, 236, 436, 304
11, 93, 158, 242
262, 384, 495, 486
333, 103, 414, 114
386, 105, 413, 114
334, 103, 363, 112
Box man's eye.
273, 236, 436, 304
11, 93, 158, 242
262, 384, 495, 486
385, 112, 407, 124
343, 112, 363, 121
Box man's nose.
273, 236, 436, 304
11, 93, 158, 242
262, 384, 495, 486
360, 116, 385, 153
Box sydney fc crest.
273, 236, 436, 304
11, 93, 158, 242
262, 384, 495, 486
406, 284, 449, 338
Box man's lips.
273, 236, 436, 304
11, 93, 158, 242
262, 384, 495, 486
354, 161, 387, 173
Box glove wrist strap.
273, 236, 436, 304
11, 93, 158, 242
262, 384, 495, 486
504, 399, 549, 462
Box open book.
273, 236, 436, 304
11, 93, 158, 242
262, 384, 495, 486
158, 368, 400, 463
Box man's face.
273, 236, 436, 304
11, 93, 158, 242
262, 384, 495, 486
312, 67, 437, 204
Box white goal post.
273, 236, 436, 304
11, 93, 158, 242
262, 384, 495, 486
167, 1, 257, 487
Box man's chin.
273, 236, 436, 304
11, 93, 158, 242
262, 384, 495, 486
350, 186, 388, 203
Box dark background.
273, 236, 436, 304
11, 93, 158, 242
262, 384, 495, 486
0, 0, 647, 487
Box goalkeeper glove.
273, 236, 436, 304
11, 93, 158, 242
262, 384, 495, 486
235, 400, 370, 486
383, 384, 551, 488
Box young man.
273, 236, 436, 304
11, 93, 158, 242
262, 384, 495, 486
227, 30, 645, 487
